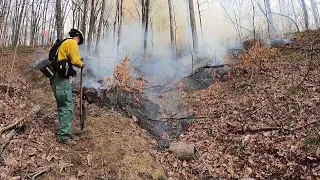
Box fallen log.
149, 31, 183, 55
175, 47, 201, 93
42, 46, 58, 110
169, 142, 195, 160
0, 105, 41, 134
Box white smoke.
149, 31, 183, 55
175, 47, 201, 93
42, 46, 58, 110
80, 20, 239, 88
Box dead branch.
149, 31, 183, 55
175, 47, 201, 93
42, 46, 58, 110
291, 119, 320, 131
147, 115, 215, 122
241, 126, 290, 133
236, 118, 319, 134
0, 105, 41, 134
0, 129, 16, 154
270, 12, 300, 32
294, 39, 320, 90
26, 164, 56, 180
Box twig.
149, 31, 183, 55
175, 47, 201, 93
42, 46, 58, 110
0, 105, 41, 134
241, 126, 290, 133
291, 119, 320, 131
270, 12, 300, 32
26, 164, 56, 180
294, 39, 319, 89
260, 70, 278, 80
0, 129, 16, 154
0, 120, 20, 134
38, 111, 57, 121
236, 118, 320, 134
147, 115, 214, 122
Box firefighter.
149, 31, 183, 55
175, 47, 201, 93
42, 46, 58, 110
50, 28, 85, 145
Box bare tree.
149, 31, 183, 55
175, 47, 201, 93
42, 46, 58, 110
196, 0, 204, 39
142, 0, 150, 61
264, 0, 274, 37
56, 0, 64, 40
113, 0, 124, 57
301, 0, 309, 30
168, 0, 176, 58
81, 0, 89, 39
290, 0, 299, 26
96, 0, 106, 53
310, 0, 319, 28
12, 0, 27, 46
188, 0, 199, 57
88, 0, 97, 51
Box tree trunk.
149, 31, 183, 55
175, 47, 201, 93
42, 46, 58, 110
87, 0, 96, 51
265, 0, 274, 38
113, 0, 119, 43
22, 4, 28, 46
81, 0, 88, 41
41, 0, 50, 46
117, 0, 124, 58
301, 0, 309, 30
168, 0, 176, 59
188, 0, 199, 57
196, 0, 204, 40
12, 0, 27, 46
291, 0, 299, 28
95, 0, 106, 54
278, 0, 284, 31
310, 0, 319, 28
143, 0, 150, 61
56, 0, 64, 40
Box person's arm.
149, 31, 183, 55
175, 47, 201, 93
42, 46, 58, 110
68, 40, 83, 68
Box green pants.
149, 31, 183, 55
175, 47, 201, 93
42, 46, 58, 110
50, 74, 74, 141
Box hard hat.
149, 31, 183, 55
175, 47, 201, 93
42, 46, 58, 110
69, 28, 84, 45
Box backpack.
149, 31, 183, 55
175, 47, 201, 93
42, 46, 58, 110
49, 38, 70, 61
40, 38, 76, 79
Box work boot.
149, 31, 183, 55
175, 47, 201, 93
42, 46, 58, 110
58, 137, 77, 145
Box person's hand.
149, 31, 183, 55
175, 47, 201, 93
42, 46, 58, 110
81, 62, 85, 69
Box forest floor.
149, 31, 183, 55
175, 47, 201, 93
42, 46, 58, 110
0, 29, 320, 180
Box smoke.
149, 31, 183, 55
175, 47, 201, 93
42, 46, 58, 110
80, 20, 240, 89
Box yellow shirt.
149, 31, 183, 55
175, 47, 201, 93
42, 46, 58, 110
57, 39, 83, 68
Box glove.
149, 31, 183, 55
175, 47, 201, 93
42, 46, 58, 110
81, 62, 85, 69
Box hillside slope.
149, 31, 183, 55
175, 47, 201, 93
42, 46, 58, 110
161, 30, 320, 179
0, 48, 165, 179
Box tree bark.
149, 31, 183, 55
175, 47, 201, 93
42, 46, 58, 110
197, 0, 204, 40
168, 0, 176, 59
301, 0, 309, 30
117, 0, 124, 58
95, 0, 106, 54
12, 0, 27, 46
265, 0, 274, 38
188, 0, 199, 57
142, 0, 150, 61
290, 0, 299, 28
310, 0, 319, 28
56, 0, 64, 40
87, 0, 96, 51
81, 0, 89, 41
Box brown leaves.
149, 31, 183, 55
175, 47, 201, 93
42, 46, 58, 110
104, 57, 144, 94
240, 41, 280, 73
163, 34, 320, 179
